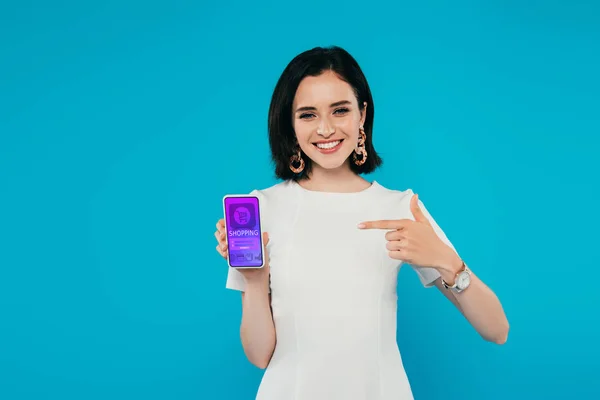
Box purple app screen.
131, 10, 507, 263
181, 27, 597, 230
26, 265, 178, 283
224, 196, 263, 268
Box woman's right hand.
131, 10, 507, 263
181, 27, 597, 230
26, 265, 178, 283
215, 219, 274, 369
215, 219, 270, 284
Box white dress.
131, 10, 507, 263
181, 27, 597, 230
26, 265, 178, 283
225, 180, 457, 400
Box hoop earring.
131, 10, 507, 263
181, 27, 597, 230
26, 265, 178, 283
353, 127, 368, 166
289, 146, 305, 174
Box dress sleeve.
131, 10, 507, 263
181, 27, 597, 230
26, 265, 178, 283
225, 265, 247, 291
408, 191, 458, 288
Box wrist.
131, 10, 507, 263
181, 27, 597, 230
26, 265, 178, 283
244, 275, 270, 292
437, 251, 463, 283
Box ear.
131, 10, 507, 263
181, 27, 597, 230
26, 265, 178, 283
360, 102, 368, 127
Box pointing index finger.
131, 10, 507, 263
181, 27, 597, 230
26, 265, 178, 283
358, 219, 410, 230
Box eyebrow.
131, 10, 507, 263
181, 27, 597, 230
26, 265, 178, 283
295, 100, 352, 113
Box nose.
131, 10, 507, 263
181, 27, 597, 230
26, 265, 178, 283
317, 117, 335, 137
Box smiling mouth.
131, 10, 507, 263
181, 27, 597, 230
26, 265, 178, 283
313, 139, 343, 149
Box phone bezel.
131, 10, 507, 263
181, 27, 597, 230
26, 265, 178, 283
222, 194, 265, 269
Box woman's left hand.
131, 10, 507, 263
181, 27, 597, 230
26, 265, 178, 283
358, 194, 460, 273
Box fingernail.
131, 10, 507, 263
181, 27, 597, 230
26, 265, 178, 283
357, 223, 365, 229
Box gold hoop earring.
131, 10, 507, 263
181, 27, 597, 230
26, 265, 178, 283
353, 128, 368, 166
289, 146, 305, 174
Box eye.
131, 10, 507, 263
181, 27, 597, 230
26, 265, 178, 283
334, 107, 350, 115
299, 113, 315, 120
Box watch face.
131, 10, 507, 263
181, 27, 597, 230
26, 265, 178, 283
456, 272, 471, 290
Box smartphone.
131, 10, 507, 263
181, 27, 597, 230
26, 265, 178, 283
222, 195, 265, 268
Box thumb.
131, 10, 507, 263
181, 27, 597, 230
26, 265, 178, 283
263, 232, 270, 267
410, 193, 430, 225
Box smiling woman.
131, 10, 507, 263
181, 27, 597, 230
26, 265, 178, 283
295, 88, 360, 160
267, 47, 382, 183
213, 46, 509, 400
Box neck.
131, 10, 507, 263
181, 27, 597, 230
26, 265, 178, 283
298, 162, 371, 193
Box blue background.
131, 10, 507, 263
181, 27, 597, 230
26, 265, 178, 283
1, 1, 599, 399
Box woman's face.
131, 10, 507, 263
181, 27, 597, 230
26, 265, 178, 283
292, 70, 366, 172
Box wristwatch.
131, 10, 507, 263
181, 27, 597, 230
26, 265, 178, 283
441, 261, 471, 293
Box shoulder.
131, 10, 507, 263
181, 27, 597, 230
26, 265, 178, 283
245, 181, 301, 236
366, 181, 420, 221
371, 181, 415, 204
248, 180, 298, 224
250, 180, 295, 201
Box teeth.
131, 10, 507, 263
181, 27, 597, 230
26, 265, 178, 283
316, 140, 340, 149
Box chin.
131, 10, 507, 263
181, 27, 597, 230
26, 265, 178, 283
307, 152, 352, 171
318, 161, 347, 170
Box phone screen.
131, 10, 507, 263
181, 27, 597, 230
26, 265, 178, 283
223, 196, 264, 268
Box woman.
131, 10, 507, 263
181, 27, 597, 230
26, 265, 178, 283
214, 46, 509, 400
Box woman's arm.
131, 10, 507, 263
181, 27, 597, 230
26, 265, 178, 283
216, 221, 276, 369
359, 193, 509, 345
240, 280, 276, 369
435, 257, 509, 345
